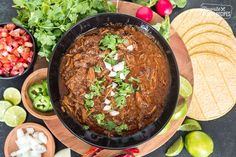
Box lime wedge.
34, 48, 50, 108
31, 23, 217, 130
0, 100, 13, 122
171, 100, 187, 120
159, 121, 171, 135
166, 136, 184, 156
3, 87, 21, 105
179, 76, 192, 98
179, 118, 202, 131
3, 106, 26, 127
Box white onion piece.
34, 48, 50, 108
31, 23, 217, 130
103, 105, 111, 111
110, 91, 115, 96
127, 45, 134, 51
104, 62, 112, 71
112, 82, 117, 89
38, 132, 47, 144
32, 144, 46, 154
113, 61, 125, 72
29, 151, 41, 157
26, 128, 34, 135
114, 53, 118, 60
17, 129, 24, 139
110, 110, 119, 116
120, 73, 126, 80
104, 99, 111, 105
54, 148, 71, 157
108, 71, 117, 77
10, 147, 30, 156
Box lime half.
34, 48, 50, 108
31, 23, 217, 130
171, 100, 187, 120
3, 87, 21, 105
166, 136, 184, 156
185, 131, 214, 157
0, 100, 12, 122
180, 76, 192, 98
179, 118, 202, 131
3, 106, 26, 127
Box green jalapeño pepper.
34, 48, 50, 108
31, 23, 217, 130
28, 83, 44, 100
42, 80, 48, 96
33, 95, 53, 112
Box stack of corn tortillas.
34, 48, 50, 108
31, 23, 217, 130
172, 8, 236, 121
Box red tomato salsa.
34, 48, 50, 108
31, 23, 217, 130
0, 23, 33, 77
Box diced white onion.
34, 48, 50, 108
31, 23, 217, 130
112, 82, 117, 89
112, 61, 125, 72
104, 62, 112, 71
2, 51, 8, 57
127, 45, 134, 51
26, 128, 34, 135
103, 105, 111, 111
110, 91, 115, 96
104, 99, 111, 105
38, 132, 48, 144
17, 128, 24, 139
114, 53, 118, 60
6, 46, 12, 52
120, 73, 126, 80
108, 71, 117, 77
110, 110, 119, 116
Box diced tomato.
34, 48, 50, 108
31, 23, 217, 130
6, 36, 12, 45
1, 32, 8, 37
0, 28, 7, 33
0, 61, 2, 67
0, 56, 10, 64
27, 57, 32, 63
22, 34, 30, 42
0, 68, 3, 75
9, 30, 20, 37
12, 47, 20, 57
22, 51, 30, 60
24, 42, 33, 47
10, 68, 19, 76
0, 43, 6, 50
11, 41, 19, 48
5, 23, 16, 31
19, 29, 26, 35
8, 54, 18, 62
15, 38, 24, 45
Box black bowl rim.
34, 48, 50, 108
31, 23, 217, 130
48, 13, 180, 149
0, 22, 37, 80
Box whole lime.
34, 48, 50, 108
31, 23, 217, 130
185, 131, 214, 157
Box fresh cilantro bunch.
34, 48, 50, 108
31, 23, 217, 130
152, 16, 170, 42
12, 0, 115, 60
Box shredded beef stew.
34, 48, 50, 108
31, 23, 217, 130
59, 25, 170, 136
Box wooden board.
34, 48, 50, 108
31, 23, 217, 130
38, 1, 194, 156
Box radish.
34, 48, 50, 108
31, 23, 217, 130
156, 0, 173, 17
136, 7, 153, 22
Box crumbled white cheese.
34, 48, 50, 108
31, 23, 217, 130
108, 71, 117, 77
120, 73, 126, 80
110, 91, 115, 97
110, 110, 119, 116
103, 105, 111, 111
104, 99, 111, 105
113, 61, 125, 72
104, 61, 112, 71
127, 45, 134, 51
112, 82, 117, 89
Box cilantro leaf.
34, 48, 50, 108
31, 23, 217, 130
152, 16, 170, 42
115, 124, 128, 134
106, 121, 117, 131
94, 65, 102, 73
94, 113, 105, 126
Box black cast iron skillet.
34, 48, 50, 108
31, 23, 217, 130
48, 13, 179, 149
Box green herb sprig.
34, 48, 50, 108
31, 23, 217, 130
12, 0, 115, 60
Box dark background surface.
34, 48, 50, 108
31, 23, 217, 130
0, 0, 236, 156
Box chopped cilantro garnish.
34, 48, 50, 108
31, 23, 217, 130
94, 113, 105, 126
94, 113, 128, 134
84, 78, 106, 110
94, 65, 102, 73
115, 124, 128, 135
106, 121, 117, 131
99, 33, 123, 51
83, 125, 89, 130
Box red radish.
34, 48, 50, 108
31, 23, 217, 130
136, 7, 153, 22
156, 0, 173, 17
